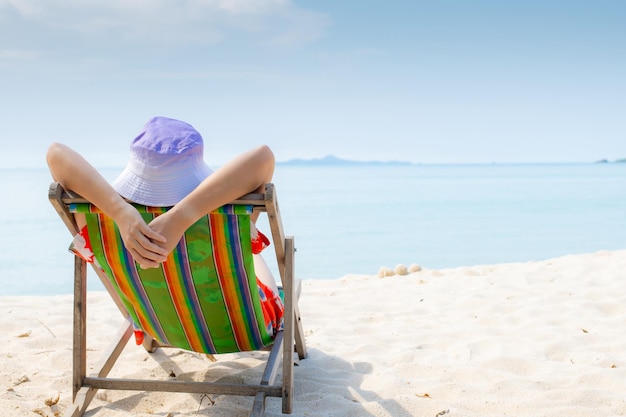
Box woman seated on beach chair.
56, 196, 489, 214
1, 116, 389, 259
46, 116, 284, 336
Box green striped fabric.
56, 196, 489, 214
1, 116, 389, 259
70, 203, 274, 354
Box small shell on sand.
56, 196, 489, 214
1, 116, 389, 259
378, 263, 421, 277
377, 267, 394, 278
394, 264, 408, 275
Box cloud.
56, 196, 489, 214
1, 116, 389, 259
0, 0, 329, 46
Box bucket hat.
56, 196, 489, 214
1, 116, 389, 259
112, 116, 213, 206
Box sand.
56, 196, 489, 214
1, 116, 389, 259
2, 250, 626, 417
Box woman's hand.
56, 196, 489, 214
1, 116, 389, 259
145, 209, 190, 258
115, 203, 169, 268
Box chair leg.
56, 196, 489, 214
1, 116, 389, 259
64, 387, 96, 417
282, 237, 296, 414
250, 330, 284, 416
292, 280, 307, 361
142, 334, 158, 353
66, 319, 134, 417
250, 392, 267, 417
72, 257, 87, 403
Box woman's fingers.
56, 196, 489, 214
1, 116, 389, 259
129, 235, 168, 264
140, 223, 167, 244
118, 207, 170, 266
135, 227, 169, 257
128, 247, 160, 269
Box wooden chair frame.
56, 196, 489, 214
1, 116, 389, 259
49, 182, 307, 417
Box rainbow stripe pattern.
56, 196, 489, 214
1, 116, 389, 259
70, 203, 273, 354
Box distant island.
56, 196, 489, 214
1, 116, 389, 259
279, 155, 626, 166
277, 155, 414, 166
595, 158, 626, 163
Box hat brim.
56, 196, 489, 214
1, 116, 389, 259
112, 163, 213, 207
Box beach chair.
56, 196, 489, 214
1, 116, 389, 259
48, 182, 307, 417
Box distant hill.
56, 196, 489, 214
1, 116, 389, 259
595, 158, 626, 163
277, 155, 414, 166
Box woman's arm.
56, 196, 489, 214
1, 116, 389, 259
46, 143, 168, 268
147, 145, 275, 255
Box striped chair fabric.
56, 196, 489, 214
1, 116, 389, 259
70, 202, 274, 354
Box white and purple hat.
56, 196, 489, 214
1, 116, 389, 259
112, 116, 213, 206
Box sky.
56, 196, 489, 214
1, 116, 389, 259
1, 0, 625, 167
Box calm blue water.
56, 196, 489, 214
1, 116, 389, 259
1, 163, 624, 296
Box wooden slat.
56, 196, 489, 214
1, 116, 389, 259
250, 392, 267, 417
293, 279, 307, 361
66, 387, 95, 417
49, 182, 80, 235
56, 184, 267, 209
82, 377, 283, 397
250, 331, 285, 417
94, 320, 134, 378
67, 322, 134, 417
72, 256, 87, 402
264, 184, 287, 283
261, 332, 284, 386
282, 236, 295, 414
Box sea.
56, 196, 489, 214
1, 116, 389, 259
1, 162, 625, 296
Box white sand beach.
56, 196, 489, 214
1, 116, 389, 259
2, 250, 626, 417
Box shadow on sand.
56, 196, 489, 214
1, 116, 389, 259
81, 345, 414, 416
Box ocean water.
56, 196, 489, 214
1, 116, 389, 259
1, 163, 624, 296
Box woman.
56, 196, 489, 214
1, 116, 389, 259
46, 116, 275, 268
47, 116, 283, 338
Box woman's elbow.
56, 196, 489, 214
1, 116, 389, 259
46, 142, 75, 182
257, 144, 275, 165
253, 144, 275, 182
46, 142, 65, 168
